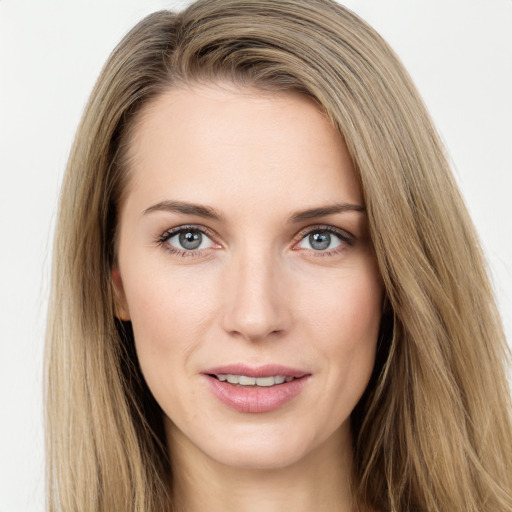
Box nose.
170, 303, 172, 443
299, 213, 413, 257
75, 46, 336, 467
220, 247, 291, 342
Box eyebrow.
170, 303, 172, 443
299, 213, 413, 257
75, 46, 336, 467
287, 203, 366, 223
143, 200, 224, 220
143, 200, 365, 222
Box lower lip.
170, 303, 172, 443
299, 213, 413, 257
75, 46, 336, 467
203, 375, 309, 413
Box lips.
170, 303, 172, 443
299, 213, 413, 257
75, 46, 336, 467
202, 364, 311, 413
203, 364, 308, 379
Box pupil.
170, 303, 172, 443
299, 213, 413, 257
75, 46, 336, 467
179, 230, 202, 250
309, 231, 330, 250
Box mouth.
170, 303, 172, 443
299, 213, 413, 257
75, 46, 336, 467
203, 364, 309, 384
208, 373, 298, 387
202, 365, 311, 413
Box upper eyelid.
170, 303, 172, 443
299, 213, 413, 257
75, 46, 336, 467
159, 223, 351, 235
294, 224, 354, 241
159, 224, 217, 240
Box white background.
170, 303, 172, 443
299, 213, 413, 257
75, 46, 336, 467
0, 1, 511, 510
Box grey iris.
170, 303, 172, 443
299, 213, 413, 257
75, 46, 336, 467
309, 231, 331, 250
179, 230, 202, 250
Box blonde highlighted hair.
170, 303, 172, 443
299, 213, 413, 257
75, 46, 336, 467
45, 1, 512, 510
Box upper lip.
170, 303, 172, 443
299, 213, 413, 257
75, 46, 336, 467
202, 364, 310, 379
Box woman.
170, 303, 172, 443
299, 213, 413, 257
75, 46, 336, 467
45, 0, 512, 511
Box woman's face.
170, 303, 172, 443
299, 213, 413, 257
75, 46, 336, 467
114, 84, 384, 470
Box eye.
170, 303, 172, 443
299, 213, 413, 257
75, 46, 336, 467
296, 227, 352, 253
160, 226, 216, 252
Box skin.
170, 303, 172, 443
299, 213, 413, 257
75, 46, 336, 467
113, 84, 384, 512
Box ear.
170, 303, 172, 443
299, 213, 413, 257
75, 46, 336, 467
112, 266, 131, 321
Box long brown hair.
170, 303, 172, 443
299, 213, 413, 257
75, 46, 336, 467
45, 1, 512, 510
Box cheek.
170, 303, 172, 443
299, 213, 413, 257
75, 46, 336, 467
303, 260, 383, 345
300, 260, 383, 396
123, 266, 218, 378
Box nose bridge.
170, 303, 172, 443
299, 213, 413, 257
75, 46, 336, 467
221, 242, 289, 341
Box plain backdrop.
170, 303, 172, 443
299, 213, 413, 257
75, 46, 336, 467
1, 1, 511, 510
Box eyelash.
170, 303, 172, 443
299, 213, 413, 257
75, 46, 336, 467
156, 224, 355, 258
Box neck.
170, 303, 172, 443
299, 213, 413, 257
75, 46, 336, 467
167, 421, 356, 512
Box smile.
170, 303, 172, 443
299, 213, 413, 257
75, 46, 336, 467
211, 374, 295, 386
203, 365, 310, 413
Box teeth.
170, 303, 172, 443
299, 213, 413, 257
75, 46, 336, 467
216, 374, 294, 387
253, 376, 274, 387
239, 375, 256, 385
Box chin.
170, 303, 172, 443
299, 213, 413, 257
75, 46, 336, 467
208, 441, 312, 471
169, 414, 348, 472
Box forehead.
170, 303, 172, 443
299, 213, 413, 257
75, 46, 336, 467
122, 83, 362, 215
